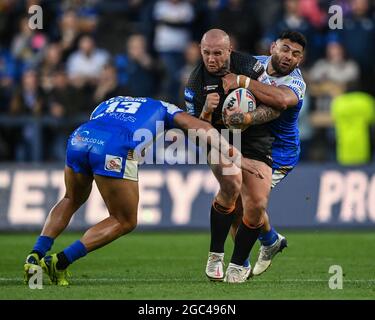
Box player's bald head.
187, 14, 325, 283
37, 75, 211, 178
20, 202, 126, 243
200, 29, 232, 75
201, 29, 231, 49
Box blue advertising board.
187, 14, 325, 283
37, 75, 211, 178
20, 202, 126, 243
0, 164, 374, 230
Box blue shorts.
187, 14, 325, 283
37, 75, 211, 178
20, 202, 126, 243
271, 153, 298, 188
66, 122, 139, 181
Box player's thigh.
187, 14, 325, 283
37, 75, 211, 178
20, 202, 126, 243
240, 158, 272, 210
208, 150, 242, 191
64, 166, 93, 204
94, 174, 139, 224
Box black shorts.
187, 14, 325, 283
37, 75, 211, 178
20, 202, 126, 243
241, 144, 273, 168
208, 125, 274, 168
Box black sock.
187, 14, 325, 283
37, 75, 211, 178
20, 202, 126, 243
210, 204, 235, 253
230, 221, 261, 266
31, 250, 43, 260
56, 252, 70, 270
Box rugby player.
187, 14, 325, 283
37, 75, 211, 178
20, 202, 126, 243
185, 29, 306, 283
185, 29, 286, 283
222, 30, 307, 281
23, 96, 263, 286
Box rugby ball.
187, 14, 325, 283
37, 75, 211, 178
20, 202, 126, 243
222, 88, 256, 131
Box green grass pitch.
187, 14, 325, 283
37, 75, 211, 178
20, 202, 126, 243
0, 231, 374, 299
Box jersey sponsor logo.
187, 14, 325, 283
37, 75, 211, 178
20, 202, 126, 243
253, 60, 264, 73
104, 155, 123, 172
185, 102, 195, 115
184, 88, 195, 102
108, 113, 136, 122
71, 130, 105, 146
204, 84, 218, 92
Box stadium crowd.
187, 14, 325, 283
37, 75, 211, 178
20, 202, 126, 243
0, 0, 374, 164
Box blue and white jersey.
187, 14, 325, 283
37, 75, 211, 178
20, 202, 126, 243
255, 56, 306, 169
66, 96, 183, 180
90, 96, 182, 139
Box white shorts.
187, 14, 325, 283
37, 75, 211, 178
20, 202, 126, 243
271, 166, 294, 189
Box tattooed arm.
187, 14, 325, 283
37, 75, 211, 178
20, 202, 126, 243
247, 104, 281, 125
224, 104, 281, 127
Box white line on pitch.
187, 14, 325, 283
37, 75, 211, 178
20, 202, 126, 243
1, 277, 375, 283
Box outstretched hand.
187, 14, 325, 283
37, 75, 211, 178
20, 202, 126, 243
240, 157, 264, 179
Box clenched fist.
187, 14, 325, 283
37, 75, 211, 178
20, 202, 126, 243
203, 93, 220, 113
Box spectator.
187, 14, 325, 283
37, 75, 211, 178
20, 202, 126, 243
308, 39, 360, 162
66, 34, 110, 87
39, 43, 63, 93
61, 0, 99, 34
10, 69, 44, 115
57, 10, 81, 62
253, 0, 282, 32
0, 45, 17, 113
94, 63, 124, 103
211, 0, 262, 54
0, 0, 19, 47
44, 68, 84, 161
152, 0, 195, 103
179, 41, 200, 104
336, 0, 375, 95
299, 0, 327, 29
331, 91, 375, 165
11, 16, 48, 69
262, 0, 321, 64
48, 68, 84, 118
10, 69, 45, 161
116, 33, 159, 98
309, 39, 360, 111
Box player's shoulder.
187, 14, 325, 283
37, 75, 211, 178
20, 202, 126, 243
159, 100, 183, 114
289, 68, 306, 89
184, 60, 205, 105
231, 51, 262, 67
254, 55, 271, 66
231, 51, 264, 76
290, 67, 304, 79
186, 60, 204, 87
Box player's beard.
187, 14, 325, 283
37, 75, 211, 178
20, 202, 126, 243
212, 59, 230, 76
271, 54, 293, 76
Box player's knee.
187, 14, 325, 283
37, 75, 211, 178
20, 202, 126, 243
243, 214, 264, 229
243, 196, 267, 216
119, 215, 137, 235
254, 198, 267, 214
219, 177, 241, 200
63, 193, 86, 210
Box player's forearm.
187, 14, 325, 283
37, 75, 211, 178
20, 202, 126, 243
247, 105, 281, 125
199, 99, 215, 123
175, 113, 239, 164
191, 123, 240, 165
248, 80, 288, 110
227, 105, 280, 127
235, 75, 288, 110
199, 110, 212, 123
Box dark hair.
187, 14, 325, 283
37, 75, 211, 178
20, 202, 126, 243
278, 31, 307, 49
